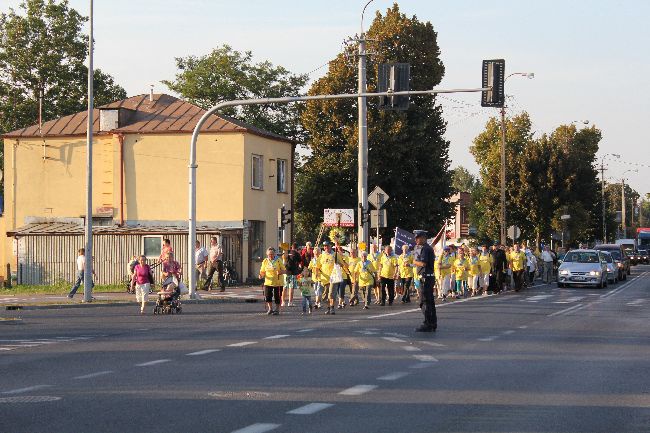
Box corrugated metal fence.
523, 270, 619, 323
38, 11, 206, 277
17, 231, 242, 286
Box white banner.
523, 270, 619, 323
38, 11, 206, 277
323, 209, 355, 227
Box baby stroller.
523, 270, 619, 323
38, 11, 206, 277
153, 278, 182, 315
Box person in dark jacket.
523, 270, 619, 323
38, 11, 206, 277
492, 244, 508, 294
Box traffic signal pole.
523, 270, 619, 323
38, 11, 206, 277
358, 34, 369, 247
187, 86, 490, 298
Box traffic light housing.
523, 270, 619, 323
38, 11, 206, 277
278, 205, 292, 228
481, 59, 505, 108
378, 63, 410, 110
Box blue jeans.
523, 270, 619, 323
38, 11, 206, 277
301, 295, 312, 312
69, 271, 94, 297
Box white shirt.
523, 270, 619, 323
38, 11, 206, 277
541, 251, 553, 262
209, 245, 223, 262
527, 254, 537, 270
76, 255, 85, 271
195, 247, 208, 265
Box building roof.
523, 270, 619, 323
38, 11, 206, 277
3, 94, 292, 143
6, 222, 242, 237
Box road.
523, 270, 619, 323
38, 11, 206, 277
1, 266, 649, 433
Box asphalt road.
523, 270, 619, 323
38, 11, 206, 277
1, 266, 649, 433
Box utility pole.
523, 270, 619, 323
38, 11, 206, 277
357, 32, 369, 247
83, 0, 94, 303
500, 106, 507, 245
621, 178, 626, 239
600, 161, 607, 242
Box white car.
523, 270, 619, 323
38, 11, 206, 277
557, 249, 608, 288
600, 251, 618, 284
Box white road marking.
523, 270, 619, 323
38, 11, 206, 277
296, 329, 314, 333
384, 332, 409, 338
523, 294, 553, 302
356, 330, 379, 335
378, 371, 411, 381
627, 299, 645, 306
230, 423, 281, 433
419, 341, 446, 347
401, 345, 421, 352
548, 303, 584, 317
502, 330, 515, 335
287, 403, 334, 415
227, 341, 258, 347
409, 362, 435, 369
135, 359, 171, 367
74, 370, 114, 380
186, 349, 221, 356
382, 336, 406, 343
366, 292, 498, 319
477, 336, 498, 342
264, 335, 290, 340
518, 325, 528, 329
413, 355, 438, 362
339, 385, 377, 396
2, 385, 52, 394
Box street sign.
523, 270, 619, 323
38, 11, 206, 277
368, 186, 389, 209
378, 63, 411, 110
481, 59, 505, 108
323, 208, 355, 227
371, 209, 387, 228
507, 225, 521, 241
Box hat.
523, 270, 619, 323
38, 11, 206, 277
322, 240, 331, 246
413, 230, 428, 238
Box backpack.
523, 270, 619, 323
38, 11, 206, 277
286, 250, 302, 275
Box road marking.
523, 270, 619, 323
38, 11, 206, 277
384, 332, 409, 338
287, 403, 334, 415
401, 345, 421, 352
136, 359, 171, 367
339, 385, 378, 396
409, 362, 435, 369
627, 299, 645, 306
356, 330, 379, 335
600, 272, 646, 299
382, 336, 406, 343
378, 371, 410, 381
74, 371, 113, 380
548, 303, 584, 317
502, 330, 515, 335
366, 293, 498, 319
186, 349, 221, 356
477, 336, 498, 342
2, 385, 52, 394
230, 423, 281, 433
554, 296, 585, 304
264, 335, 290, 340
227, 342, 258, 347
419, 341, 446, 347
523, 294, 553, 302
413, 355, 438, 362
296, 329, 314, 333
518, 325, 528, 329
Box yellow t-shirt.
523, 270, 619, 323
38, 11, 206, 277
318, 251, 346, 285
478, 253, 493, 273
379, 253, 398, 279
398, 253, 414, 278
453, 258, 468, 280
260, 257, 285, 287
347, 256, 361, 282
511, 251, 527, 272
308, 256, 320, 281
468, 256, 480, 277
436, 255, 452, 277
354, 260, 376, 287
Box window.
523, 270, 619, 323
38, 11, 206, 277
252, 154, 263, 190
249, 220, 265, 260
276, 159, 287, 192
142, 236, 162, 259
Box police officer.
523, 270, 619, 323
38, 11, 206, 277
413, 230, 437, 332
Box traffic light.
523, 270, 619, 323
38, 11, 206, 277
359, 203, 370, 225
378, 63, 410, 110
278, 205, 292, 229
481, 59, 505, 108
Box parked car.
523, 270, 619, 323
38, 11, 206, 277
600, 251, 618, 284
594, 244, 630, 279
627, 249, 639, 266
639, 249, 649, 265
557, 249, 608, 288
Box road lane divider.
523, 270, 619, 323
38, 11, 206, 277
186, 349, 221, 356
135, 359, 171, 367
230, 423, 280, 433
339, 384, 377, 396
227, 341, 257, 347
287, 403, 334, 415
382, 336, 406, 343
413, 355, 438, 362
74, 371, 114, 380
263, 335, 290, 340
2, 384, 52, 394
548, 303, 584, 317
378, 372, 411, 381
401, 345, 421, 352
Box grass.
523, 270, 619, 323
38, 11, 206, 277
1, 284, 126, 295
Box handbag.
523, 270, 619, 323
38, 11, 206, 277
330, 263, 344, 284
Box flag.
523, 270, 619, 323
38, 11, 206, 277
393, 227, 416, 252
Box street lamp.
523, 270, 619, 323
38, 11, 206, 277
621, 168, 638, 238
599, 153, 620, 242
499, 71, 534, 245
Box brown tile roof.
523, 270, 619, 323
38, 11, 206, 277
3, 94, 292, 143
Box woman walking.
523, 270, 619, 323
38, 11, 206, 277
131, 255, 154, 314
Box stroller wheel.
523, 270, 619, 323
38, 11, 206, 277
176, 306, 182, 314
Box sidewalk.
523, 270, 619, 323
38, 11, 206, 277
0, 286, 264, 309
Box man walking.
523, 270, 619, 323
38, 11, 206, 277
413, 230, 436, 332
511, 244, 527, 292
68, 248, 95, 299
282, 242, 302, 306
202, 236, 224, 291
541, 245, 554, 284
492, 244, 508, 293
194, 240, 208, 286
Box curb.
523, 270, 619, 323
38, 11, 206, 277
3, 296, 260, 311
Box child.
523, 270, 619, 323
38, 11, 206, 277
468, 248, 480, 296
452, 249, 468, 299
298, 267, 313, 315
354, 251, 376, 309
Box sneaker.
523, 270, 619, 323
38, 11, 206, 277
325, 308, 331, 315
337, 305, 343, 309
330, 309, 335, 315
272, 310, 279, 315
288, 302, 294, 307
363, 305, 369, 309
308, 307, 313, 314
415, 324, 436, 332
266, 310, 273, 315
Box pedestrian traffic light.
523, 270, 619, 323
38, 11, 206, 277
481, 59, 505, 108
378, 63, 410, 110
278, 205, 292, 228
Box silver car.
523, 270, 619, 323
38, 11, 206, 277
557, 249, 608, 288
600, 251, 618, 284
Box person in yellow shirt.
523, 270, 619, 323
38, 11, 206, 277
347, 248, 361, 306
258, 247, 286, 315
378, 245, 398, 306
510, 243, 527, 292
308, 247, 322, 309
452, 249, 468, 298
478, 244, 493, 295
397, 244, 414, 303
467, 248, 481, 296
318, 241, 348, 315
505, 246, 514, 290
369, 244, 382, 304
354, 251, 376, 309
436, 247, 453, 300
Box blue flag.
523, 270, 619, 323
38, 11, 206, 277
393, 227, 415, 252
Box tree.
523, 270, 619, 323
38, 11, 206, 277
163, 45, 308, 142
296, 4, 454, 242
604, 182, 640, 239
451, 166, 478, 193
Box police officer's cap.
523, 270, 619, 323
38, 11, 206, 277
413, 230, 428, 238
322, 240, 331, 246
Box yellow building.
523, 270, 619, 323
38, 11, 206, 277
0, 94, 294, 284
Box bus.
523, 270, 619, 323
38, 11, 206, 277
638, 228, 650, 249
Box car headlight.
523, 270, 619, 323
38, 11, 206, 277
589, 271, 600, 276
560, 270, 569, 275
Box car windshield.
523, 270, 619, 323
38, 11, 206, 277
624, 249, 634, 256
563, 252, 600, 263
603, 254, 613, 263
608, 250, 621, 260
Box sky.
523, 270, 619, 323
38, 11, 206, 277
5, 0, 650, 196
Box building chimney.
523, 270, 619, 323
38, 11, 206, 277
149, 85, 154, 102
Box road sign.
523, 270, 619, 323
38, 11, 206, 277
371, 209, 388, 228
481, 59, 505, 108
324, 209, 355, 227
507, 225, 521, 241
368, 186, 389, 209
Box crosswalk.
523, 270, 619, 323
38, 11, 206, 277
0, 335, 102, 352
521, 294, 587, 304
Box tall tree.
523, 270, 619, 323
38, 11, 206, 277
451, 166, 478, 193
163, 45, 308, 141
296, 4, 453, 242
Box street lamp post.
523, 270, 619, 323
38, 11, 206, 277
499, 72, 534, 245
599, 153, 620, 242
621, 169, 638, 238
